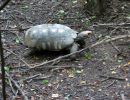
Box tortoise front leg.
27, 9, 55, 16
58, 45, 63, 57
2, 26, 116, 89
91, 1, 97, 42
69, 43, 79, 59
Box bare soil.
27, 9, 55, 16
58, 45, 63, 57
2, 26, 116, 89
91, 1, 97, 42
0, 0, 130, 100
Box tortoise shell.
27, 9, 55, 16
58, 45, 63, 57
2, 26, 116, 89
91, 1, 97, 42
24, 24, 78, 50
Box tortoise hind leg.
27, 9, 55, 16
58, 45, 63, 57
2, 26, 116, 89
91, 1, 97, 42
24, 48, 37, 57
69, 43, 79, 59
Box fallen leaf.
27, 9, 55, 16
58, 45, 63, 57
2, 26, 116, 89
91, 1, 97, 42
52, 93, 59, 98
68, 73, 74, 78
76, 69, 83, 74
42, 80, 49, 85
15, 38, 20, 44
127, 83, 130, 87
80, 81, 86, 84
111, 71, 116, 74
128, 61, 130, 65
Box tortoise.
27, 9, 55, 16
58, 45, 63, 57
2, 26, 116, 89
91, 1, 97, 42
24, 24, 92, 55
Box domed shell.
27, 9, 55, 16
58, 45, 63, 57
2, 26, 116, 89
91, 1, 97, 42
24, 24, 78, 50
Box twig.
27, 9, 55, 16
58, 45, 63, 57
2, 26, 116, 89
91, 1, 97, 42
110, 42, 121, 53
4, 47, 31, 68
51, 68, 65, 72
20, 74, 41, 82
0, 18, 9, 20
52, 16, 86, 19
104, 80, 116, 88
34, 65, 77, 68
4, 50, 12, 58
100, 77, 109, 82
6, 72, 29, 100
109, 26, 121, 36
25, 34, 130, 72
33, 75, 51, 80
0, 27, 30, 31
8, 78, 16, 95
99, 75, 125, 81
93, 23, 130, 27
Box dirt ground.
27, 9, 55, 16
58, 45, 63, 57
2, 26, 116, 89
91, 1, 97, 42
0, 0, 130, 100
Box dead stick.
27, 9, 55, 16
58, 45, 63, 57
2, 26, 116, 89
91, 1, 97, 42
0, 27, 30, 31
33, 75, 51, 80
8, 78, 16, 95
99, 75, 125, 81
110, 42, 121, 53
25, 35, 130, 71
6, 72, 29, 100
20, 74, 41, 82
30, 65, 79, 68
93, 23, 130, 27
104, 80, 116, 88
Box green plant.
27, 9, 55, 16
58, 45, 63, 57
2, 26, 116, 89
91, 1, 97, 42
84, 52, 92, 60
57, 10, 65, 18
42, 79, 49, 85
4, 66, 11, 72
15, 37, 20, 44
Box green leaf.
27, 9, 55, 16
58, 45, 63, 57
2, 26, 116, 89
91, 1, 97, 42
57, 10, 65, 17
4, 66, 11, 72
42, 80, 49, 85
117, 56, 123, 63
21, 5, 29, 10
15, 38, 20, 44
84, 52, 92, 60
91, 16, 96, 20
84, 20, 91, 27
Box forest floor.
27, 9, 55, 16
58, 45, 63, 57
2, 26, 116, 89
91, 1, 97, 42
1, 0, 130, 100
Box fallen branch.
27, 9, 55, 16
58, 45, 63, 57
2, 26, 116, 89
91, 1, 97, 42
110, 42, 121, 53
6, 72, 29, 100
99, 75, 125, 81
0, 0, 11, 11
8, 78, 16, 95
103, 80, 116, 88
0, 27, 30, 31
93, 23, 130, 27
4, 52, 12, 59
25, 34, 130, 72
20, 74, 41, 82
100, 77, 109, 82
33, 75, 51, 81
29, 65, 79, 68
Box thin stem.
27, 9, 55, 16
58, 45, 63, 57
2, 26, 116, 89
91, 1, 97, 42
0, 32, 6, 100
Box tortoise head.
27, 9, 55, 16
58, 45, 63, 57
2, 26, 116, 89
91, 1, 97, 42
77, 31, 92, 40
